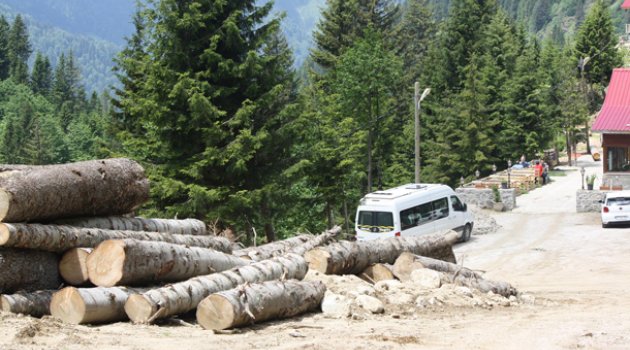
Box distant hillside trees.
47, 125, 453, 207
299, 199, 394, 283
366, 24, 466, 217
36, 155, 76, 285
0, 14, 114, 165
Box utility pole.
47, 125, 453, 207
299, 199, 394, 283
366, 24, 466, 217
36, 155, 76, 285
414, 82, 420, 184
414, 82, 430, 184
579, 56, 592, 154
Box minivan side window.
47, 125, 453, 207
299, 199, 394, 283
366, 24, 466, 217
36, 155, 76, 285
400, 197, 449, 231
450, 196, 464, 211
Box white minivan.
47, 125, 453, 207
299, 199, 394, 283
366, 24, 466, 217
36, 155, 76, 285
355, 183, 474, 242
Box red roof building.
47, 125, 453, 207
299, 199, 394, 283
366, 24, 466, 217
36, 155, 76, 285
592, 69, 630, 174
623, 0, 630, 10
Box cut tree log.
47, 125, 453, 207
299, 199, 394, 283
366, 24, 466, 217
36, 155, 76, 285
0, 158, 149, 222
197, 280, 326, 330
359, 264, 395, 284
125, 253, 308, 324
0, 248, 61, 293
50, 287, 145, 324
393, 253, 518, 297
55, 217, 208, 236
232, 226, 341, 261
59, 248, 93, 286
0, 290, 55, 317
304, 230, 458, 275
233, 234, 313, 261
87, 239, 249, 287
0, 223, 232, 253
288, 226, 341, 256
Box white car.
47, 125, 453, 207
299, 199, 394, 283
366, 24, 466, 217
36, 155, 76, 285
601, 191, 630, 228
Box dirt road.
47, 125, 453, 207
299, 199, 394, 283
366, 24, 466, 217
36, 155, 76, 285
1, 156, 629, 349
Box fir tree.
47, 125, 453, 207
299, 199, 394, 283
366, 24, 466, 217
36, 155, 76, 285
574, 0, 622, 88
8, 15, 31, 84
0, 16, 10, 80
115, 0, 299, 239
311, 0, 399, 71
30, 52, 52, 96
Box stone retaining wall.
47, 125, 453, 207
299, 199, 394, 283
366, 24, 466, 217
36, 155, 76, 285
456, 188, 517, 211
576, 190, 606, 213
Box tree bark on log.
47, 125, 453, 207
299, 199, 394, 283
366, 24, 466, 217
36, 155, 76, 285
0, 158, 149, 222
0, 290, 55, 317
304, 231, 458, 275
0, 223, 232, 253
359, 264, 395, 284
124, 253, 308, 324
55, 217, 208, 236
233, 234, 312, 261
50, 287, 146, 324
87, 239, 249, 287
233, 226, 341, 261
197, 280, 326, 330
393, 253, 518, 297
0, 248, 61, 293
288, 226, 341, 256
59, 248, 92, 286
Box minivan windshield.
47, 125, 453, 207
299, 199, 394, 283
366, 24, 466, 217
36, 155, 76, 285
357, 211, 394, 232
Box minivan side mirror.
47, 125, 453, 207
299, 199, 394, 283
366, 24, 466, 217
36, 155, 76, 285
463, 203, 468, 212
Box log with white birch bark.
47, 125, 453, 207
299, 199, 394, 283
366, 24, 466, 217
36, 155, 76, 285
87, 239, 249, 287
393, 253, 518, 297
304, 230, 458, 275
55, 217, 208, 236
0, 158, 149, 222
0, 290, 55, 317
359, 263, 395, 283
59, 248, 92, 286
197, 280, 326, 330
0, 248, 61, 293
0, 223, 232, 253
124, 253, 308, 324
50, 287, 146, 324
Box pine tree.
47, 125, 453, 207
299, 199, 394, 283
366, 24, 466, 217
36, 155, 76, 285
0, 16, 10, 80
30, 52, 52, 95
8, 15, 31, 84
53, 52, 85, 130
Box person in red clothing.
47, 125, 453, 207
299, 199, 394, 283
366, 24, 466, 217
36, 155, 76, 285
534, 161, 544, 184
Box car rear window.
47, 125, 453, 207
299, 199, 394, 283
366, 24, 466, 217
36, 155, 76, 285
607, 197, 630, 206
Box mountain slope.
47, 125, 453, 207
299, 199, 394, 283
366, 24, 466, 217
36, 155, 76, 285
0, 3, 121, 93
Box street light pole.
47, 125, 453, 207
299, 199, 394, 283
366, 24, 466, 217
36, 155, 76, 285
414, 82, 430, 184
579, 56, 592, 155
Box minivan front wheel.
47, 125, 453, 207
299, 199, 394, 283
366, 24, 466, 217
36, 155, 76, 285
460, 224, 472, 242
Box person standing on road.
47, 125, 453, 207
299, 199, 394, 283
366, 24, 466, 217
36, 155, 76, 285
534, 161, 543, 185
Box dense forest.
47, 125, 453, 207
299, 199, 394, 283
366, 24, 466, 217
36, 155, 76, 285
0, 0, 626, 243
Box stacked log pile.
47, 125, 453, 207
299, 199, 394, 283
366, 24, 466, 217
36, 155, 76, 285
0, 158, 518, 331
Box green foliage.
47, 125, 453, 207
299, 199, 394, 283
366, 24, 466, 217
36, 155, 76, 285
8, 15, 30, 84
30, 52, 52, 95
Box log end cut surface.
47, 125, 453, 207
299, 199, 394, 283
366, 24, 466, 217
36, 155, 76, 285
0, 295, 10, 312
50, 287, 87, 324
87, 240, 126, 287
0, 190, 10, 222
304, 249, 332, 274
0, 223, 10, 245
124, 294, 155, 324
59, 248, 91, 285
196, 295, 235, 330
